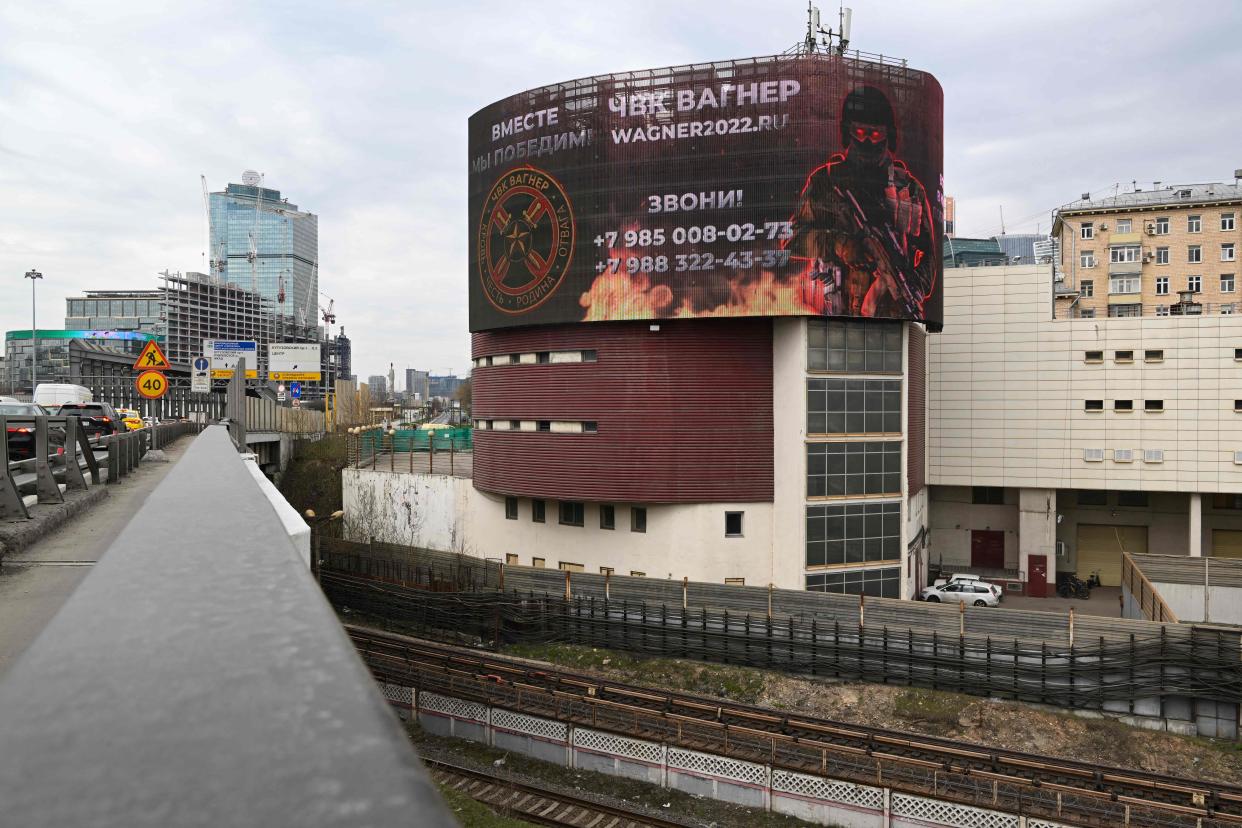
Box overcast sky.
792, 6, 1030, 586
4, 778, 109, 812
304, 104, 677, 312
2, 1, 1240, 385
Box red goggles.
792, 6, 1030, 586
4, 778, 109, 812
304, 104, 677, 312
851, 126, 887, 144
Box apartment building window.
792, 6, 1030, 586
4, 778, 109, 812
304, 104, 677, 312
1154, 217, 1170, 235
1080, 251, 1095, 268
972, 487, 1004, 504
1077, 490, 1107, 506
505, 497, 518, 520
1222, 304, 1236, 315
1116, 219, 1132, 233
1144, 349, 1164, 362
1084, 399, 1104, 411
583, 421, 598, 433
725, 511, 744, 537
599, 504, 615, 530
1222, 275, 1235, 293
807, 441, 901, 497
532, 499, 546, 523
1109, 276, 1139, 294
1080, 280, 1094, 297
1155, 305, 1170, 316
1144, 400, 1164, 412
806, 502, 900, 567
508, 353, 520, 364
806, 378, 901, 434
1223, 243, 1236, 262
1155, 247, 1169, 265
630, 507, 647, 533
1108, 304, 1141, 317
1080, 222, 1094, 239
509, 419, 520, 430
808, 319, 902, 373
806, 567, 900, 598
1223, 213, 1236, 231
1084, 350, 1103, 363
537, 420, 551, 432
1110, 245, 1141, 264
1155, 277, 1169, 295
1188, 275, 1202, 292
1079, 308, 1096, 318
1114, 350, 1133, 363
536, 351, 550, 364
1189, 245, 1202, 263
558, 501, 585, 526
1114, 399, 1133, 411
1188, 215, 1202, 233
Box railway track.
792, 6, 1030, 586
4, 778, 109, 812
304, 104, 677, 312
426, 757, 687, 827
350, 624, 1242, 828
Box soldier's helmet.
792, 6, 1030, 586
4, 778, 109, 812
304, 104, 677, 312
839, 86, 897, 152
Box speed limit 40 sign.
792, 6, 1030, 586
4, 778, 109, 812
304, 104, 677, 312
136, 369, 169, 399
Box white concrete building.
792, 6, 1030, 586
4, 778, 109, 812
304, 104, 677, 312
928, 264, 1242, 594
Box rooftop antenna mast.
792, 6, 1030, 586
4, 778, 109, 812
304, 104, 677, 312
803, 2, 852, 55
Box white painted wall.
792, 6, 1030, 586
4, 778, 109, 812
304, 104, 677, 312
929, 264, 1242, 494
1151, 581, 1242, 625
772, 318, 807, 590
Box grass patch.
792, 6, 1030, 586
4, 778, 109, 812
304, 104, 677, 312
502, 642, 768, 704
436, 784, 539, 827
892, 688, 971, 726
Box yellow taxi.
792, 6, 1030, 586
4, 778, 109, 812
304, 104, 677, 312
118, 409, 145, 431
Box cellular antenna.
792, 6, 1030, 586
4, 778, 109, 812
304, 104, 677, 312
794, 3, 852, 56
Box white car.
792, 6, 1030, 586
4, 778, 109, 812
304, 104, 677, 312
932, 573, 1003, 600
920, 581, 1001, 607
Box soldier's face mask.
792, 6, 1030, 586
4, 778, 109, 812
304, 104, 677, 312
850, 125, 887, 144
847, 121, 889, 164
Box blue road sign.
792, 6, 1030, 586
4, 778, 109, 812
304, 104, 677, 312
193, 356, 210, 372
289, 382, 302, 399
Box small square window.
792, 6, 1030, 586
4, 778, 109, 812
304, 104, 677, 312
509, 353, 520, 364
1084, 350, 1103, 363
1154, 217, 1169, 235
1114, 399, 1133, 411
1080, 251, 1095, 268
1235, 400, 1242, 413
1080, 280, 1094, 298
1114, 350, 1133, 363
1188, 275, 1202, 292
1144, 349, 1163, 362
1079, 308, 1095, 319
537, 420, 551, 432
1223, 213, 1236, 232
631, 506, 647, 533
1116, 218, 1131, 233
558, 501, 585, 526
532, 557, 545, 568
1223, 275, 1236, 293
1235, 348, 1242, 361
1189, 246, 1203, 264
1222, 244, 1236, 262
1080, 222, 1094, 239
1156, 247, 1169, 265
583, 421, 598, 433
536, 351, 550, 364
532, 500, 546, 523
581, 349, 598, 362
505, 496, 518, 520
1085, 399, 1103, 411
600, 504, 615, 530
1188, 215, 1202, 233
509, 419, 520, 430
725, 511, 744, 537
505, 553, 518, 564
1144, 400, 1163, 412
1155, 277, 1169, 295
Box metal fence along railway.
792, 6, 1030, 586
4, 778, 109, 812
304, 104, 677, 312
349, 625, 1242, 828
320, 557, 1242, 722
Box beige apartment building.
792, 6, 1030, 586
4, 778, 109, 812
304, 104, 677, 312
1052, 181, 1242, 319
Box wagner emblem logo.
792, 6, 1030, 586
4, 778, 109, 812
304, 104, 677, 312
477, 166, 575, 314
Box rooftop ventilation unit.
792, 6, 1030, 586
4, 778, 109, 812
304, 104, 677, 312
1081, 192, 1091, 201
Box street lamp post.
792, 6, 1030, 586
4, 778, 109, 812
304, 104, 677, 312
24, 269, 43, 394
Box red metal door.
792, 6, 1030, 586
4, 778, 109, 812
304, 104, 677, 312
970, 530, 1004, 569
1028, 555, 1048, 598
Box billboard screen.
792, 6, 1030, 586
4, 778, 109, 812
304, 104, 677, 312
468, 53, 944, 332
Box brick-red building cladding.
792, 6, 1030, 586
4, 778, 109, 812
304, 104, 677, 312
906, 325, 926, 495
471, 319, 774, 503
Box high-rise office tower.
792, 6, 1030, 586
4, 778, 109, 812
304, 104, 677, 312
208, 171, 318, 324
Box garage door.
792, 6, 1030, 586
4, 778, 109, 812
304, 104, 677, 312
1076, 525, 1148, 586
1212, 530, 1242, 559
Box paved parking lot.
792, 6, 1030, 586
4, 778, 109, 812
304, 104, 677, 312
997, 586, 1123, 618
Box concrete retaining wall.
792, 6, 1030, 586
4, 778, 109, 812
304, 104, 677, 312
385, 683, 1078, 828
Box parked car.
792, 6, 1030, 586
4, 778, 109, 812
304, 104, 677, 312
2, 401, 62, 461
919, 581, 1001, 607
56, 402, 122, 439
33, 383, 92, 408
931, 573, 1003, 599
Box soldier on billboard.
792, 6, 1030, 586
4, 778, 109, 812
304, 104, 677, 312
784, 85, 936, 319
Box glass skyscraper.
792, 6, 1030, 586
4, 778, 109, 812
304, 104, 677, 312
208, 174, 318, 323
